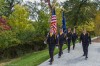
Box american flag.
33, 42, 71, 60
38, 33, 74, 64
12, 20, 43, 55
50, 9, 57, 34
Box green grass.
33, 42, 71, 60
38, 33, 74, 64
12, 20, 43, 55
5, 44, 67, 66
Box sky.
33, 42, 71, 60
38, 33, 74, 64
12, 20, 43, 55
23, 0, 66, 3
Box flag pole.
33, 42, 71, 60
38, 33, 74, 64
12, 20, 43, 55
46, 0, 58, 35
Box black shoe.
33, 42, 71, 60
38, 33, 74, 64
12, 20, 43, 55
48, 59, 51, 62
49, 59, 54, 62
86, 56, 88, 58
58, 56, 61, 58
68, 50, 70, 53
61, 52, 63, 55
49, 62, 52, 65
85, 57, 88, 60
83, 54, 85, 56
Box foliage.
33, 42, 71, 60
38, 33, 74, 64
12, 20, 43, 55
63, 0, 98, 26
0, 4, 38, 58
0, 31, 20, 49
24, 1, 48, 20
56, 7, 62, 28
8, 4, 35, 44
0, 0, 23, 16
77, 21, 95, 35
0, 0, 7, 16
94, 11, 100, 36
31, 7, 49, 51
0, 4, 35, 50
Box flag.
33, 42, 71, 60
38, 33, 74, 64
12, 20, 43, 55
50, 9, 57, 34
62, 12, 66, 33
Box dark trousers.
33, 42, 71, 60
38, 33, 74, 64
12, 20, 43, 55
82, 43, 89, 57
72, 39, 76, 49
67, 39, 71, 51
58, 44, 63, 56
48, 44, 56, 62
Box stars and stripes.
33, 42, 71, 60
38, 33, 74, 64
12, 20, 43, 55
50, 9, 57, 34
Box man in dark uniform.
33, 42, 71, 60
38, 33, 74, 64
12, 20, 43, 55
80, 29, 91, 60
47, 30, 58, 65
58, 29, 65, 58
72, 28, 78, 50
66, 28, 72, 53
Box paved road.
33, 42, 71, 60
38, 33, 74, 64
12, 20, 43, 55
39, 42, 100, 66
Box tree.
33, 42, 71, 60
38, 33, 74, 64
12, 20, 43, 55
24, 1, 39, 20
24, 1, 49, 21
94, 11, 100, 36
8, 4, 35, 44
56, 8, 62, 28
24, 1, 51, 35
0, 0, 7, 16
0, 0, 23, 17
63, 0, 98, 27
77, 21, 95, 35
0, 16, 11, 31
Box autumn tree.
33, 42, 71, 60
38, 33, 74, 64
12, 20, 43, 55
94, 11, 100, 36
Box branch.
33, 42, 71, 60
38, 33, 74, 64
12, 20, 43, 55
47, 0, 52, 10
47, 0, 57, 11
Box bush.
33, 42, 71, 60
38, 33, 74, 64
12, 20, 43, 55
32, 36, 47, 51
0, 31, 20, 49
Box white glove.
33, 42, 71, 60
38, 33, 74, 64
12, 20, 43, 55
44, 40, 47, 44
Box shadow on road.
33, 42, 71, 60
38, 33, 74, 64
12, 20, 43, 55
67, 56, 84, 64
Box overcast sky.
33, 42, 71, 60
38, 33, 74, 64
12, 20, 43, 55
23, 0, 66, 3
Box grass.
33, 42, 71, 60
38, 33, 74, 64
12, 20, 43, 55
5, 44, 68, 66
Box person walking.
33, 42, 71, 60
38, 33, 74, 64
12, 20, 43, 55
72, 28, 78, 50
58, 29, 65, 58
66, 28, 72, 53
47, 30, 58, 65
80, 29, 91, 60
